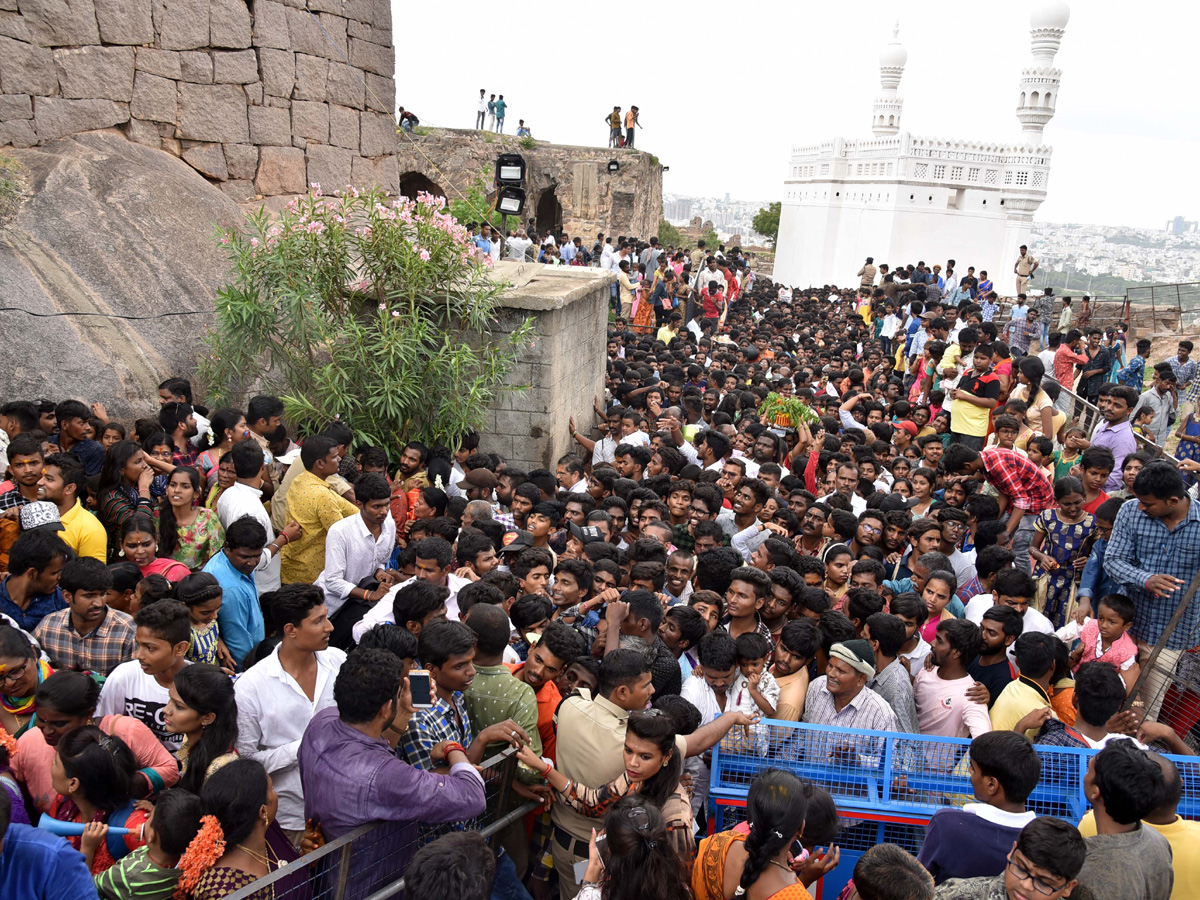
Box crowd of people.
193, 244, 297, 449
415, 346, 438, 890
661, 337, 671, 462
1, 240, 1199, 900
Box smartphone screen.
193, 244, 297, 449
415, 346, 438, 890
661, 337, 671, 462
409, 670, 433, 708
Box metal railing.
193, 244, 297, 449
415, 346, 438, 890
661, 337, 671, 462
1126, 282, 1200, 337
1054, 383, 1164, 457
224, 748, 538, 900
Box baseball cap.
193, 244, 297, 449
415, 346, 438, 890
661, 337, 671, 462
19, 501, 64, 533
894, 420, 919, 438
462, 468, 498, 489
501, 530, 535, 553
567, 522, 605, 545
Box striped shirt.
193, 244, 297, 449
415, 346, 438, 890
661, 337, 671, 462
94, 846, 179, 900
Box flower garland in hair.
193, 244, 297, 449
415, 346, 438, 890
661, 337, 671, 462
175, 814, 225, 900
0, 726, 17, 760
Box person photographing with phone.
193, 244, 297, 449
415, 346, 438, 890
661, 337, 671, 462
297, 649, 487, 893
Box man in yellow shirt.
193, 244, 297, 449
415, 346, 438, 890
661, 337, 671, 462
40, 453, 107, 561
656, 313, 682, 345
1077, 751, 1199, 900
281, 436, 358, 584
990, 632, 1057, 739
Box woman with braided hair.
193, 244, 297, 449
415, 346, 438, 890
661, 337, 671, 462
692, 768, 814, 900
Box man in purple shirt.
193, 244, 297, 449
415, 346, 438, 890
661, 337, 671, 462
1088, 384, 1140, 492
298, 649, 486, 892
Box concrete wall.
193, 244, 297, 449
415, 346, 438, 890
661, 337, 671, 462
483, 262, 612, 472
0, 0, 399, 201
394, 129, 663, 241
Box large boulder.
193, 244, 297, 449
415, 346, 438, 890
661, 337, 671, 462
0, 130, 236, 418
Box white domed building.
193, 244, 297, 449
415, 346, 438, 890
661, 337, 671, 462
773, 4, 1069, 295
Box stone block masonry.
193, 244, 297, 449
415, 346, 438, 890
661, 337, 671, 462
482, 262, 613, 473
0, 0, 399, 197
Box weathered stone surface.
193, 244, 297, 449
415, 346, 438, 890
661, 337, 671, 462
248, 104, 289, 145
265, 94, 290, 109
158, 0, 209, 49
257, 48, 293, 97
292, 53, 328, 101
0, 0, 17, 11
326, 62, 363, 109
328, 104, 357, 150
130, 72, 177, 122
33, 98, 129, 141
350, 152, 396, 191
284, 6, 331, 58
136, 47, 182, 80
123, 115, 160, 147
18, 0, 101, 45
93, 0, 153, 43
182, 141, 228, 179
315, 13, 347, 55
358, 110, 393, 157
363, 72, 393, 113
244, 82, 263, 106
348, 37, 392, 76
0, 118, 38, 147
0, 36, 58, 96
223, 142, 257, 179
251, 0, 289, 49
0, 131, 237, 419
255, 144, 305, 193
0, 93, 32, 120
343, 0, 375, 25
308, 0, 343, 15
305, 143, 351, 188
177, 83, 248, 142
54, 46, 137, 102
290, 99, 327, 143
209, 0, 250, 47
213, 49, 257, 84
180, 51, 213, 84
0, 11, 32, 40
218, 178, 255, 200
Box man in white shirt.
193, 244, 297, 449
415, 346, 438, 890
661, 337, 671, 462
235, 583, 344, 847
352, 537, 472, 642
964, 569, 1053, 662
217, 441, 292, 594
506, 230, 533, 261
475, 89, 487, 129
315, 474, 397, 647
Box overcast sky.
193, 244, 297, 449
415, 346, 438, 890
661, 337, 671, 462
393, 1, 1197, 230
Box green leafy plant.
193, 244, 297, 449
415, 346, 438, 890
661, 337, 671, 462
450, 164, 507, 233
519, 135, 536, 150
752, 201, 780, 246
758, 392, 820, 428
199, 186, 535, 452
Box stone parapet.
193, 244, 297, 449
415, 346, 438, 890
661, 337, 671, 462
482, 262, 613, 472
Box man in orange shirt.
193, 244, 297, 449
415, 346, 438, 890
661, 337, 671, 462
1054, 329, 1090, 416
508, 622, 585, 761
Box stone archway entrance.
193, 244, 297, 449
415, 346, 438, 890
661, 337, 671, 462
535, 187, 562, 238
397, 171, 445, 201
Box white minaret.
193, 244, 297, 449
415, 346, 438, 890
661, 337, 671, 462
872, 21, 906, 137
1016, 1, 1070, 143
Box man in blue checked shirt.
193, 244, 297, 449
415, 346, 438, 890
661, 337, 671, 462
1103, 462, 1200, 720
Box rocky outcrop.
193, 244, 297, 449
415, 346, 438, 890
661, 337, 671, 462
0, 131, 228, 418
0, 0, 399, 199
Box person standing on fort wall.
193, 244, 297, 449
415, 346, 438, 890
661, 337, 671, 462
1014, 245, 1039, 295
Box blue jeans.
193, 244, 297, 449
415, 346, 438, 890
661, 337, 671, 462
1041, 322, 1050, 347
491, 849, 533, 900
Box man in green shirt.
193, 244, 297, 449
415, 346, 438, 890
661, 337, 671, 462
494, 95, 507, 133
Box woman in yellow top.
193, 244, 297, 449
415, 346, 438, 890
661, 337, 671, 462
1008, 356, 1059, 441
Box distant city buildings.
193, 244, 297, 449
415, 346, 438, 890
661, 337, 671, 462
663, 192, 772, 244
1031, 221, 1200, 285
1167, 216, 1199, 236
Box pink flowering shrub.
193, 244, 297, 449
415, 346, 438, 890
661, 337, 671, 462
201, 186, 533, 448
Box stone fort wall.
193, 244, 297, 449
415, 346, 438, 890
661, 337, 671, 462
0, 0, 399, 200
394, 129, 663, 242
